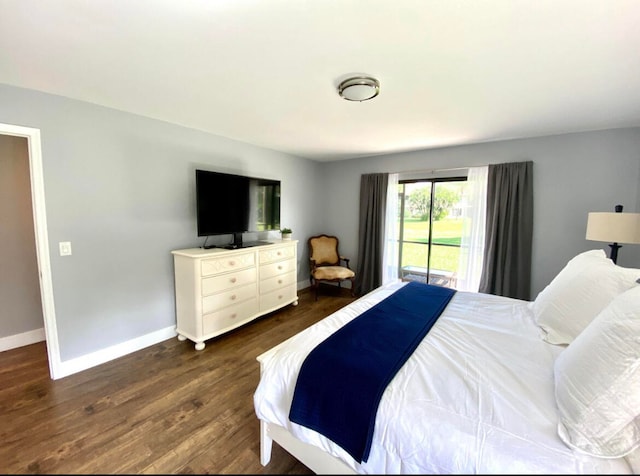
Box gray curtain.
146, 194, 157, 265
355, 173, 389, 296
478, 161, 533, 300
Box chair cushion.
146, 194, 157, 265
310, 236, 339, 265
313, 266, 355, 281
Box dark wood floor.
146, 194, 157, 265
0, 285, 357, 474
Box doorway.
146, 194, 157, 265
0, 123, 60, 379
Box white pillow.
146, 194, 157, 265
531, 249, 639, 344
554, 285, 640, 458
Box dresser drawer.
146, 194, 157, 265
202, 298, 259, 335
201, 252, 255, 277
202, 267, 256, 296
260, 270, 296, 295
259, 285, 297, 311
260, 258, 295, 279
259, 245, 295, 264
202, 282, 257, 314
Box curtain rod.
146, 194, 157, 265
395, 165, 487, 175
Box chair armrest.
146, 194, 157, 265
340, 256, 351, 268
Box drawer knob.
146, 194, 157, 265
231, 294, 237, 300
231, 313, 237, 319
277, 251, 281, 256
278, 294, 283, 299
278, 265, 283, 270
230, 277, 237, 283
278, 279, 283, 284
229, 260, 236, 266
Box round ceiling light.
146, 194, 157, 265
337, 76, 380, 102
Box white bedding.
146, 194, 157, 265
253, 281, 632, 474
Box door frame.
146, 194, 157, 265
1, 122, 60, 379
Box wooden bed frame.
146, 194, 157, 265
256, 345, 356, 474
259, 420, 354, 474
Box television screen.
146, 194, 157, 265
195, 169, 281, 237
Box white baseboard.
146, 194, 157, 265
56, 326, 178, 379
56, 282, 314, 378
0, 327, 46, 352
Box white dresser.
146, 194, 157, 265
171, 240, 298, 350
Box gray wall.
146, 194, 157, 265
0, 84, 321, 361
319, 128, 640, 297
1, 82, 639, 368
0, 135, 43, 336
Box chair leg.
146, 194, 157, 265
350, 278, 356, 297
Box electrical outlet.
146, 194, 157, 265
59, 241, 72, 256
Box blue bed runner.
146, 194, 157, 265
288, 281, 456, 463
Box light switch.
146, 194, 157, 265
59, 241, 72, 256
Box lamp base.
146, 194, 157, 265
608, 242, 621, 264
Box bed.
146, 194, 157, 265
253, 250, 640, 474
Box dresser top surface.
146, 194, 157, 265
172, 239, 297, 258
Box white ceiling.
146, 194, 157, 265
1, 0, 639, 161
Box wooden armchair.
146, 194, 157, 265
308, 234, 356, 300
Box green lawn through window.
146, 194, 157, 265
401, 217, 464, 272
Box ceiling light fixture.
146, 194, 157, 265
337, 76, 380, 102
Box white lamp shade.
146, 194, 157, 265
586, 212, 640, 244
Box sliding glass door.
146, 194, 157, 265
397, 177, 467, 288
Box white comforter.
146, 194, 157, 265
253, 281, 632, 474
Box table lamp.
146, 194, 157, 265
585, 204, 640, 264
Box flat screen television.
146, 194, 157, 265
195, 169, 281, 248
